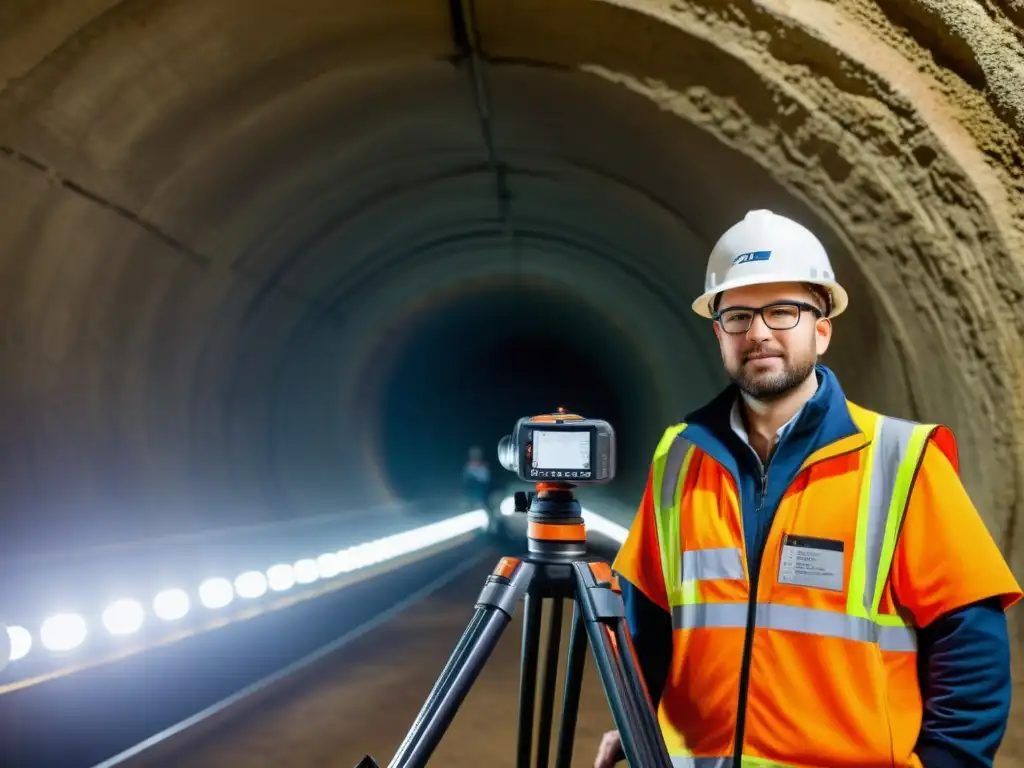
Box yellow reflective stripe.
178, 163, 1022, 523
671, 602, 917, 652
679, 575, 698, 607
673, 444, 697, 604
652, 427, 695, 606
865, 416, 918, 614
652, 424, 687, 596
871, 423, 935, 617
846, 415, 881, 619
847, 414, 925, 645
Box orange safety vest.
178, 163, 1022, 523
642, 400, 958, 768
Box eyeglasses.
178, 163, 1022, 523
713, 301, 823, 334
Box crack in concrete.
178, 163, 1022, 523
0, 142, 211, 267
0, 142, 335, 314
449, 0, 514, 239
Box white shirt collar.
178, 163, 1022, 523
729, 397, 804, 451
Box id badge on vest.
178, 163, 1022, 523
778, 534, 844, 592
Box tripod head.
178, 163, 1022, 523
497, 406, 614, 562
512, 481, 587, 562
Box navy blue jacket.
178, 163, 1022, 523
619, 364, 1012, 767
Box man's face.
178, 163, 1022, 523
712, 281, 832, 402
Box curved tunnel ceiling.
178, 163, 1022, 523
0, 0, 1022, 618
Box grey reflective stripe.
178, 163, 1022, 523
877, 624, 917, 651
660, 435, 695, 512
672, 602, 917, 651
863, 415, 917, 613
758, 604, 876, 642
674, 602, 748, 629
682, 547, 745, 582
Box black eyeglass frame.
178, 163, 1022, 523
712, 301, 824, 334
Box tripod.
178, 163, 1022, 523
355, 483, 674, 768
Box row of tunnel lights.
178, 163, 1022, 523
4, 509, 492, 666
4, 501, 629, 668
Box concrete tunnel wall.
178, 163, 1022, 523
0, 0, 1022, 639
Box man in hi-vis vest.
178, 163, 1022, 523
596, 210, 1022, 768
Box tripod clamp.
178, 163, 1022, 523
513, 490, 532, 513
354, 483, 673, 768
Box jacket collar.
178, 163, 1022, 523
682, 364, 863, 467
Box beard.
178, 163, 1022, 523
726, 345, 817, 402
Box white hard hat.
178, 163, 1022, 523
691, 209, 849, 319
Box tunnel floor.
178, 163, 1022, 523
151, 550, 617, 768
129, 546, 1024, 768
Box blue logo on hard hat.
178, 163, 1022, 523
733, 250, 772, 265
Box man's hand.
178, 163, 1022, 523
594, 730, 625, 767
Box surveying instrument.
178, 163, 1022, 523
355, 409, 674, 767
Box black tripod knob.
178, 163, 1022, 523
514, 491, 532, 512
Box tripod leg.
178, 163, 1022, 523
613, 619, 661, 738
516, 592, 543, 767
588, 623, 655, 768
389, 558, 534, 768
573, 561, 674, 768
399, 609, 486, 739
553, 601, 588, 768
535, 597, 564, 768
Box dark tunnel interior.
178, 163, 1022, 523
373, 284, 654, 501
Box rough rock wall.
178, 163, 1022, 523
828, 0, 1024, 622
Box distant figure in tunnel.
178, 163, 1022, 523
596, 209, 1022, 768
461, 446, 493, 514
